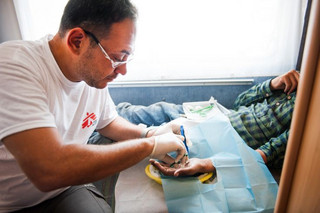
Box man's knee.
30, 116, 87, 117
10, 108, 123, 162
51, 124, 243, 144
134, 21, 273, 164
54, 184, 113, 213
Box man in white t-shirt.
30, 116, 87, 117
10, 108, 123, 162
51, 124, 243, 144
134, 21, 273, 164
0, 0, 187, 212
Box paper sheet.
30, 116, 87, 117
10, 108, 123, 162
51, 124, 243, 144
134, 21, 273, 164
115, 158, 168, 213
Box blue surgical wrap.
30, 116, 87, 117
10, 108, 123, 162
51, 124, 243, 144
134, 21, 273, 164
161, 113, 278, 213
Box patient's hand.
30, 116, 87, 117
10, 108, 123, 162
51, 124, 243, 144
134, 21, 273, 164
270, 70, 300, 94
150, 158, 215, 177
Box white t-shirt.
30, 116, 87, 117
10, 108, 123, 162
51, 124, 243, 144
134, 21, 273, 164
0, 35, 118, 212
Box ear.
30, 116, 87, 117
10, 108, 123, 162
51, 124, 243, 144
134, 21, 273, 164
66, 28, 87, 54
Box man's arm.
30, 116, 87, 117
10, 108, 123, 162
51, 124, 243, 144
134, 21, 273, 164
233, 70, 299, 110
2, 127, 155, 192
256, 149, 267, 163
98, 116, 188, 164
97, 116, 145, 141
232, 79, 273, 110
255, 70, 299, 164
3, 121, 186, 192
257, 130, 289, 165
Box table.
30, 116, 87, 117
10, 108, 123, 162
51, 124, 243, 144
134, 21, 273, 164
115, 158, 168, 213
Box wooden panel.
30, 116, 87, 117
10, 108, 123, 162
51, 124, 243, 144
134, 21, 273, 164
287, 55, 320, 211
275, 0, 320, 211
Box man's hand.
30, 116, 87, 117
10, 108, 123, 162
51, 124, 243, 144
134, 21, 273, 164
148, 121, 192, 151
150, 122, 181, 136
149, 133, 187, 164
270, 70, 300, 94
150, 158, 215, 177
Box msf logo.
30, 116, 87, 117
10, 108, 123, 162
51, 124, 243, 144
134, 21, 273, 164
82, 112, 97, 129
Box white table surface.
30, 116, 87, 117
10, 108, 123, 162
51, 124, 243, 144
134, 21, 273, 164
115, 158, 168, 213
114, 117, 214, 213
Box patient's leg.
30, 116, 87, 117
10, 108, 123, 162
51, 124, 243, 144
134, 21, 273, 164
116, 102, 184, 126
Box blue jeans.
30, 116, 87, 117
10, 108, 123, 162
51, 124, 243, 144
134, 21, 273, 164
116, 102, 184, 126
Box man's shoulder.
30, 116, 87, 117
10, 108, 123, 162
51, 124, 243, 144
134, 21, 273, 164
0, 36, 55, 78
0, 36, 51, 61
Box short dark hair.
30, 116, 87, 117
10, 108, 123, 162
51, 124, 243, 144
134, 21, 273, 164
59, 0, 137, 39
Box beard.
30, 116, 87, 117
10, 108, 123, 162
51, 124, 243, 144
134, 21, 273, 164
75, 51, 106, 88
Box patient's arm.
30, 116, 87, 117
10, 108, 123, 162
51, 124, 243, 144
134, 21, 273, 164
150, 158, 215, 177
232, 69, 299, 110
257, 130, 290, 166
256, 149, 267, 163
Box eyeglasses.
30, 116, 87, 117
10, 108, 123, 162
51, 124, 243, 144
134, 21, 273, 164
83, 29, 133, 69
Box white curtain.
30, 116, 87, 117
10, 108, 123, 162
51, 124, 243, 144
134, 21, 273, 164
13, 0, 67, 40
13, 0, 307, 81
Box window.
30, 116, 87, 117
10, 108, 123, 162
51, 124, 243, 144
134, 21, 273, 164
14, 0, 306, 81
13, 0, 66, 41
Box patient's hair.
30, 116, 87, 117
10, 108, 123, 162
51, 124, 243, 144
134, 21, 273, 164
58, 0, 137, 39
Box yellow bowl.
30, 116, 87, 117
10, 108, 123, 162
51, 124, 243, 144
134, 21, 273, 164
145, 164, 213, 185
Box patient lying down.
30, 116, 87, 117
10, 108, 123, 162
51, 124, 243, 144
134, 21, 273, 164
118, 70, 299, 170
148, 70, 300, 177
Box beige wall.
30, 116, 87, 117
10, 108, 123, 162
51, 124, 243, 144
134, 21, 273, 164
0, 0, 22, 43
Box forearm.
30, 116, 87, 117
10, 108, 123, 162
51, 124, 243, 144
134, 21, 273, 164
258, 130, 289, 165
4, 119, 186, 192
98, 116, 145, 141
3, 127, 155, 192
39, 138, 154, 191
256, 149, 267, 163
233, 79, 272, 109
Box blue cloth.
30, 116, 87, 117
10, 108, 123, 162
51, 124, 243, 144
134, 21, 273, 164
161, 114, 278, 212
116, 102, 278, 211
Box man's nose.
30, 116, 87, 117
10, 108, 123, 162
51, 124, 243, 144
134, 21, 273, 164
114, 64, 127, 75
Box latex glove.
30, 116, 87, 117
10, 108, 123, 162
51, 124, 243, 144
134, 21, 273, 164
150, 122, 192, 149
150, 133, 187, 164
151, 122, 180, 136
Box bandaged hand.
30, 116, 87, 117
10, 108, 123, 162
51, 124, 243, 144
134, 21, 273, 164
150, 133, 187, 164
150, 158, 215, 177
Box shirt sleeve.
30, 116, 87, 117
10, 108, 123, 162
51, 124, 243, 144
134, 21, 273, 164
233, 79, 273, 110
258, 129, 289, 166
0, 54, 56, 140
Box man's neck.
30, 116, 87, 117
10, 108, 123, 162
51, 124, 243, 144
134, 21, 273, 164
49, 34, 80, 82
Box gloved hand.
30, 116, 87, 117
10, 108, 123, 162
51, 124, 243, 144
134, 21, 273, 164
150, 133, 187, 164
150, 122, 192, 148
150, 121, 180, 136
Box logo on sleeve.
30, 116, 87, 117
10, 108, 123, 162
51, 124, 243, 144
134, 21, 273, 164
82, 112, 97, 129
